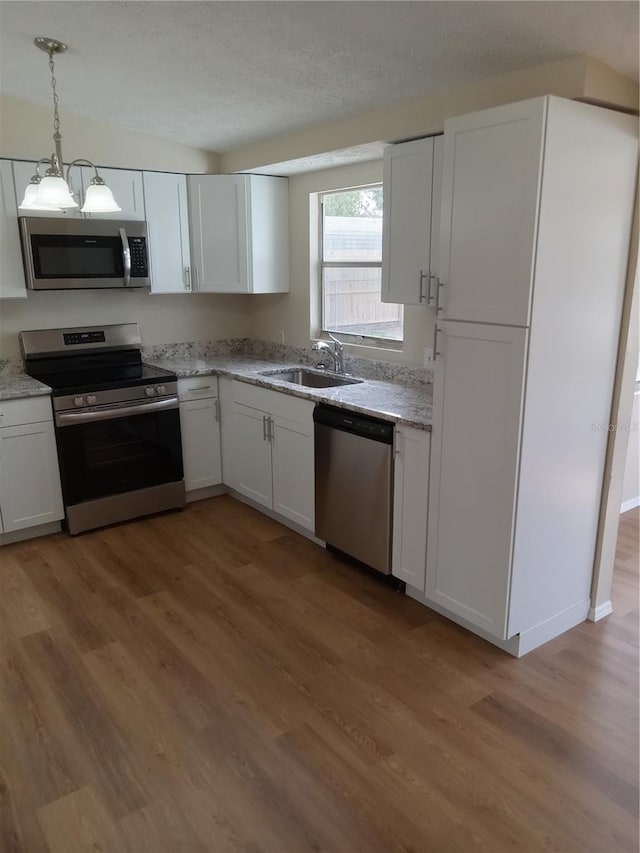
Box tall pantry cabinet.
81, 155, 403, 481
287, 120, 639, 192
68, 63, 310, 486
420, 96, 637, 654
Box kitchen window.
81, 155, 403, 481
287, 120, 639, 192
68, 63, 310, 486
319, 185, 403, 345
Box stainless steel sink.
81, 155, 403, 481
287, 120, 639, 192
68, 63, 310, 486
262, 368, 362, 388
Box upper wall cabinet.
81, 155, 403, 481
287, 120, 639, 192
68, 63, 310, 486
188, 174, 289, 294
381, 135, 443, 306
0, 161, 27, 299
79, 166, 145, 221
438, 98, 546, 326
143, 171, 192, 294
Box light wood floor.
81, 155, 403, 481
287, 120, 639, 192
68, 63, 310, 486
1, 497, 638, 853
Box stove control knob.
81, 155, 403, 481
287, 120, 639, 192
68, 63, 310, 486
86, 394, 97, 406
145, 386, 156, 397
156, 384, 166, 396
73, 396, 85, 407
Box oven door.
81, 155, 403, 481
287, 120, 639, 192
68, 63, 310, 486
54, 398, 184, 507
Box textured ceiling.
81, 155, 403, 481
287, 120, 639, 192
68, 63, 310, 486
0, 1, 637, 154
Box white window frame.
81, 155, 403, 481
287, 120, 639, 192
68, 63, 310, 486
318, 184, 402, 349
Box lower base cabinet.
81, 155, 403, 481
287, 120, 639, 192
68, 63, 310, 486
392, 426, 431, 589
178, 378, 222, 492
226, 381, 315, 532
0, 397, 64, 533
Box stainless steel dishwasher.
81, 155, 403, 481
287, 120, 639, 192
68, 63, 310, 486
314, 404, 394, 574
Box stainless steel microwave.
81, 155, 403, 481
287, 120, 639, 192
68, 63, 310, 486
19, 217, 150, 290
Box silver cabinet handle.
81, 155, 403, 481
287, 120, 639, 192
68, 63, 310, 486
428, 273, 437, 305
119, 228, 131, 286
186, 385, 212, 393
419, 270, 428, 302
184, 266, 191, 291
432, 323, 442, 361
434, 276, 444, 314
213, 398, 219, 422
262, 414, 268, 441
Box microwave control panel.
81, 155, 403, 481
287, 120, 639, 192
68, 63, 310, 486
129, 237, 149, 277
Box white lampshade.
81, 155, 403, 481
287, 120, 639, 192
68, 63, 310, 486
35, 175, 78, 209
81, 182, 121, 213
19, 181, 58, 211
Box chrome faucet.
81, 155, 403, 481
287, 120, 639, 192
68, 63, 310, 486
313, 333, 344, 373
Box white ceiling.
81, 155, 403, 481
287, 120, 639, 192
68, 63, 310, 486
0, 1, 637, 155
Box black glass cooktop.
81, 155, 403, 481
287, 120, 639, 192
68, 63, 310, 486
25, 349, 176, 396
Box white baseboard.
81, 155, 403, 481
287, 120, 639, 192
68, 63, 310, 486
621, 496, 640, 513
185, 483, 226, 503
0, 520, 62, 546
515, 599, 590, 656
588, 600, 613, 622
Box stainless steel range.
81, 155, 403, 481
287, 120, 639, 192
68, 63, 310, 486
21, 323, 185, 535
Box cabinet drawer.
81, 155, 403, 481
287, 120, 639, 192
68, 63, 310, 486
0, 395, 53, 427
178, 376, 218, 401
232, 380, 314, 423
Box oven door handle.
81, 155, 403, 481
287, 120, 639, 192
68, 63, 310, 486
119, 227, 131, 286
55, 396, 179, 427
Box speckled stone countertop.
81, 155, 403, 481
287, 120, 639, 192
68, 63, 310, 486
0, 374, 52, 401
147, 355, 433, 430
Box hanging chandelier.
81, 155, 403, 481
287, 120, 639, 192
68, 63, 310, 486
19, 37, 121, 214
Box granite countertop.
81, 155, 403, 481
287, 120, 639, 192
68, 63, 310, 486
147, 355, 433, 430
0, 374, 52, 401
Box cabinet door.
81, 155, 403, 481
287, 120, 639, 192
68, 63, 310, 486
246, 175, 289, 294
439, 98, 546, 325
144, 172, 192, 293
382, 137, 433, 305
392, 426, 430, 589
0, 161, 26, 298
188, 174, 249, 293
12, 160, 82, 218
179, 397, 222, 491
426, 321, 528, 639
82, 167, 145, 220
271, 411, 314, 531
232, 403, 272, 508
0, 420, 64, 532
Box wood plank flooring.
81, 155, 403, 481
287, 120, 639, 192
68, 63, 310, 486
1, 497, 638, 853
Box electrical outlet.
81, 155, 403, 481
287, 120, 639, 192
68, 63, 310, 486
423, 347, 433, 365
278, 330, 285, 344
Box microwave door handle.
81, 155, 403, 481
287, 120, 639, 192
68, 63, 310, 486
119, 228, 131, 286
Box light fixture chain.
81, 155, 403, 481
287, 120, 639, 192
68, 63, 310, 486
48, 49, 61, 141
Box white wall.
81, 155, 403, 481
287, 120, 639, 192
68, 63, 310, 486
0, 291, 249, 357
0, 94, 219, 173
621, 387, 640, 512
247, 159, 434, 366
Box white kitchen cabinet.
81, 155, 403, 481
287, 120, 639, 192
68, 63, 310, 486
0, 397, 64, 533
392, 426, 430, 589
422, 97, 637, 654
438, 98, 546, 326
426, 322, 528, 638
233, 402, 274, 509
228, 382, 315, 531
178, 377, 222, 492
0, 160, 26, 298
188, 174, 289, 294
381, 135, 443, 306
80, 166, 145, 221
143, 171, 192, 293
